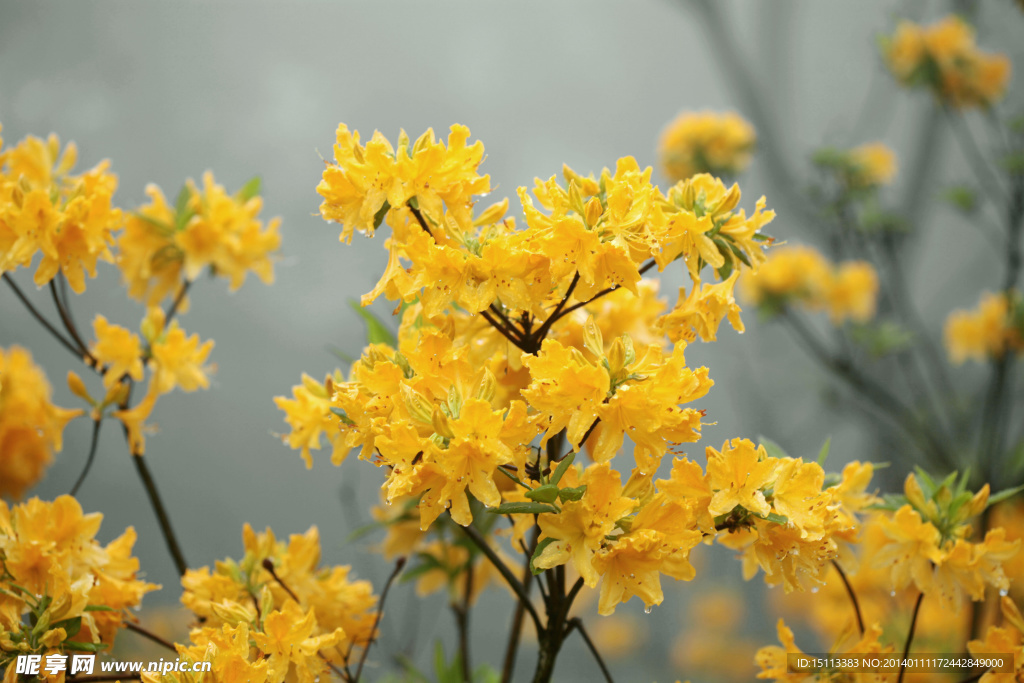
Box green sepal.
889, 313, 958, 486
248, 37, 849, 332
489, 502, 559, 516
237, 176, 262, 202
373, 199, 391, 229
525, 484, 560, 504
348, 299, 397, 346
558, 485, 587, 503
550, 452, 575, 486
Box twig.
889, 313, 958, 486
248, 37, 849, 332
530, 272, 581, 346
501, 528, 540, 683
944, 107, 1010, 206
552, 261, 657, 324
131, 451, 189, 576
566, 617, 614, 683
123, 620, 178, 653
70, 418, 103, 496
353, 557, 406, 683
3, 273, 84, 360
453, 561, 473, 682
481, 308, 528, 351
50, 279, 97, 366
460, 523, 543, 634
831, 560, 865, 636
897, 592, 924, 683
262, 558, 301, 603
165, 280, 192, 327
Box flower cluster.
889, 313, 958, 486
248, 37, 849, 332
278, 122, 786, 615
739, 244, 879, 324
157, 524, 378, 683
875, 472, 1019, 609
968, 596, 1024, 681
0, 125, 123, 293
882, 15, 1011, 109
944, 290, 1023, 364
0, 346, 81, 499
118, 173, 280, 306
0, 496, 158, 672
657, 111, 756, 183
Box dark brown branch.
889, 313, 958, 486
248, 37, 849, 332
50, 279, 97, 366
123, 620, 178, 653
353, 557, 405, 683
831, 560, 864, 636
262, 558, 301, 603
460, 523, 543, 634
897, 592, 924, 683
4, 273, 84, 360
566, 617, 614, 683
70, 418, 103, 496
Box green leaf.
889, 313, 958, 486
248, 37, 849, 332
132, 211, 175, 236
373, 199, 392, 230
327, 344, 355, 365
757, 436, 791, 461
817, 437, 832, 466
525, 484, 560, 504
943, 185, 977, 213
531, 538, 556, 575
759, 512, 789, 525
550, 452, 575, 486
63, 641, 109, 653
348, 299, 397, 346
489, 502, 559, 516
558, 485, 587, 502
237, 176, 262, 202
52, 616, 82, 639
989, 484, 1024, 507
174, 185, 195, 232
329, 407, 355, 426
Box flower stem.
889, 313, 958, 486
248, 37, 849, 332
70, 418, 103, 496
353, 557, 406, 683
131, 452, 189, 577
501, 527, 539, 683
566, 617, 615, 683
461, 522, 543, 634
3, 273, 84, 361
898, 592, 924, 683
831, 560, 865, 636
123, 620, 177, 653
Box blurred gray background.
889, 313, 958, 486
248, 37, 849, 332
1, 1, 1022, 681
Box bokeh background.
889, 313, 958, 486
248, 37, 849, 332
2, 1, 1022, 680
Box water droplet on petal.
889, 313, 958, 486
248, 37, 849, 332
644, 605, 652, 614
890, 591, 897, 597
1000, 589, 1009, 597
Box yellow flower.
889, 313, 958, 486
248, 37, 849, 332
658, 111, 756, 183
658, 271, 744, 343
823, 261, 879, 324
883, 15, 1011, 108
874, 505, 943, 594
0, 496, 157, 655
116, 174, 280, 305
274, 373, 347, 469
149, 314, 215, 394
945, 291, 1022, 364
705, 438, 777, 517
111, 383, 159, 456
0, 346, 82, 499
846, 142, 898, 189
0, 131, 122, 292
967, 596, 1024, 683
738, 244, 831, 310
90, 314, 145, 388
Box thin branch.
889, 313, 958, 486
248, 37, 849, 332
50, 279, 97, 366
460, 523, 543, 634
3, 273, 84, 360
831, 560, 865, 636
530, 272, 581, 346
262, 558, 301, 603
566, 617, 614, 683
553, 261, 657, 323
408, 205, 433, 236
481, 308, 529, 351
165, 279, 192, 327
453, 561, 473, 683
897, 592, 924, 683
944, 107, 1010, 206
70, 418, 103, 496
123, 620, 178, 653
354, 557, 406, 683
132, 451, 189, 576
502, 528, 540, 683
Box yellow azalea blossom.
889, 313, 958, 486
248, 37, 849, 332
0, 346, 81, 499
0, 496, 157, 659
846, 142, 898, 189
883, 15, 1011, 108
874, 504, 944, 594
117, 174, 280, 305
181, 524, 378, 668
142, 622, 270, 683
658, 110, 756, 183
534, 463, 636, 587
0, 130, 122, 292
149, 316, 215, 394
318, 124, 489, 242
658, 271, 744, 343
253, 601, 345, 683
705, 438, 778, 517
945, 291, 1022, 364
967, 596, 1024, 683
823, 261, 879, 324
90, 314, 144, 388
111, 383, 159, 456
274, 372, 347, 468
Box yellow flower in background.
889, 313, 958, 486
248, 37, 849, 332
882, 15, 1011, 108
658, 111, 756, 183
116, 173, 281, 306
0, 496, 158, 661
0, 128, 123, 292
846, 142, 898, 189
740, 244, 880, 325
0, 346, 81, 499
824, 261, 879, 324
945, 291, 1022, 364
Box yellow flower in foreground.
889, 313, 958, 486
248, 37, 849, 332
945, 291, 1022, 364
149, 317, 215, 394
0, 129, 123, 292
883, 15, 1011, 108
0, 346, 81, 499
658, 110, 756, 183
0, 495, 158, 661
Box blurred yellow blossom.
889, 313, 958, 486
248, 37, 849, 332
945, 291, 1022, 364
0, 346, 81, 499
658, 111, 756, 182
